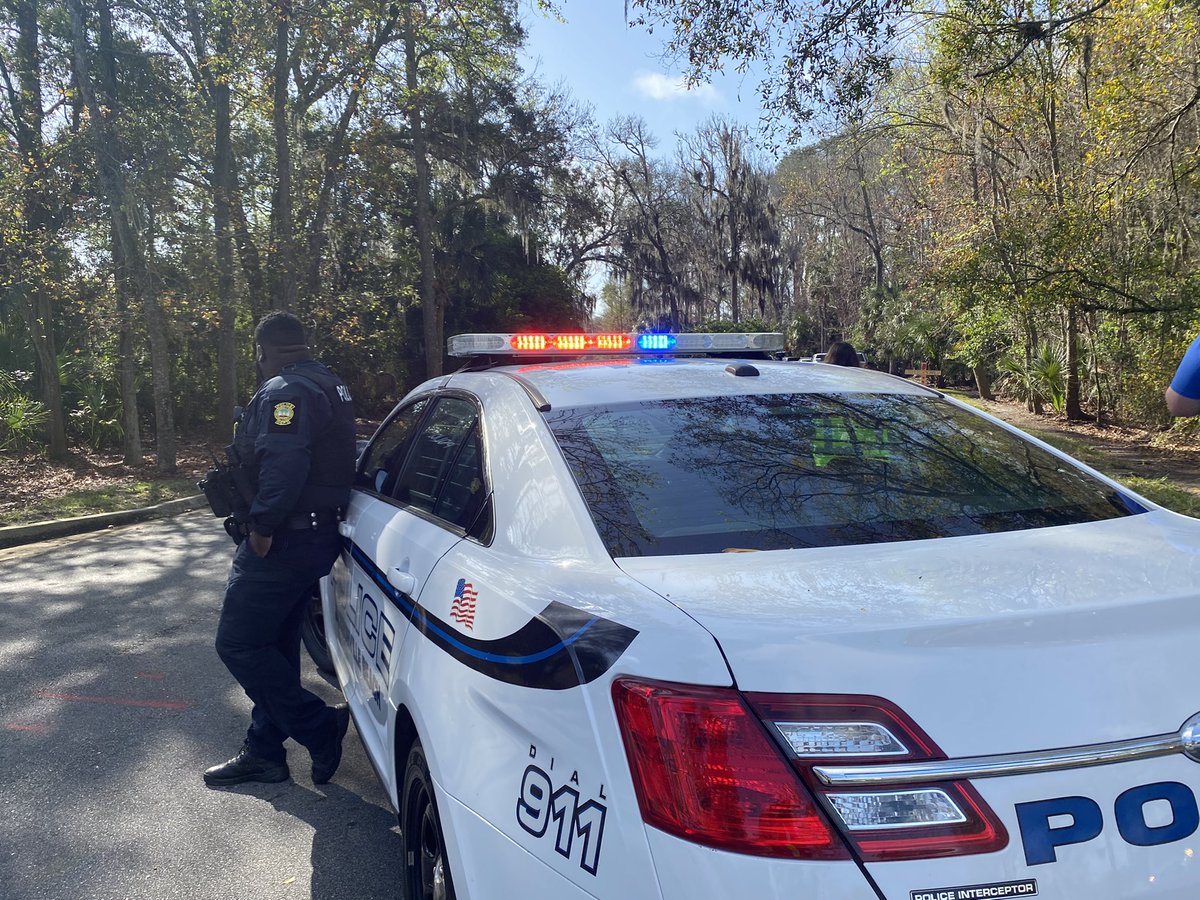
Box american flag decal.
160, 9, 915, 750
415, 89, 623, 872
450, 579, 478, 630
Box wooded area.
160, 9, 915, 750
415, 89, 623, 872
3, 0, 1199, 472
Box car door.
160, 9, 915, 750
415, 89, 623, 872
335, 394, 488, 766
330, 397, 430, 734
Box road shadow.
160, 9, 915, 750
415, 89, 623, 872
255, 781, 405, 900
0, 513, 405, 899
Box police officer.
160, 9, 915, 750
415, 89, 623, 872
204, 311, 356, 787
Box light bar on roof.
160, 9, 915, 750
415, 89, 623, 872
448, 332, 785, 357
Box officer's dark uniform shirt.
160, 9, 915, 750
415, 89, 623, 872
233, 359, 355, 536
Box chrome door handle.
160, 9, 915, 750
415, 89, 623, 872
387, 568, 418, 596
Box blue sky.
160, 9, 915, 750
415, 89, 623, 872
519, 3, 773, 157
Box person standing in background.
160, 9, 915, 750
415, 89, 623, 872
823, 341, 861, 367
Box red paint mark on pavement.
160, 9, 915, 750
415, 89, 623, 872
4, 723, 49, 733
135, 672, 166, 680
33, 690, 189, 711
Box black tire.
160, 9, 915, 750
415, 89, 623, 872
402, 742, 456, 900
300, 583, 335, 674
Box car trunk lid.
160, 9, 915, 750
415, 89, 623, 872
617, 512, 1200, 898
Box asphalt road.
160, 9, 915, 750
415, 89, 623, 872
0, 512, 404, 900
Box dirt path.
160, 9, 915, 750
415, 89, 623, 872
971, 397, 1200, 492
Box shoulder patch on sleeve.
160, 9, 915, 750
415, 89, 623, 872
270, 400, 299, 431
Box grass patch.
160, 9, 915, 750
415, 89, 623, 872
942, 389, 986, 407
947, 391, 1110, 464
1018, 427, 1112, 470
1021, 432, 1200, 516
1120, 477, 1200, 518
0, 479, 198, 527
945, 390, 1200, 517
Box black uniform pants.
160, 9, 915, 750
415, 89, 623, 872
215, 525, 341, 763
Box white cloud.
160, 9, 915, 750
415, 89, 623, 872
633, 71, 721, 104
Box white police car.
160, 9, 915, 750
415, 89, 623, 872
320, 332, 1200, 900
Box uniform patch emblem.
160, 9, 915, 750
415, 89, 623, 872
273, 402, 296, 426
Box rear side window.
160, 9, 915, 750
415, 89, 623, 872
545, 394, 1142, 557
433, 424, 487, 532
393, 397, 491, 537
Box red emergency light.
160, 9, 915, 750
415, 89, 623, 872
510, 333, 633, 352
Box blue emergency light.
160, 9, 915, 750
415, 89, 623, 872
637, 334, 677, 351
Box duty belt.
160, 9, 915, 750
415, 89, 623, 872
284, 509, 342, 531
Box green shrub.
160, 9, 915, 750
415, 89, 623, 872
68, 378, 124, 450
998, 345, 1066, 412
0, 371, 49, 451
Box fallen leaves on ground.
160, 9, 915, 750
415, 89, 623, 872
0, 439, 216, 521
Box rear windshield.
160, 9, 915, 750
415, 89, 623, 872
544, 393, 1143, 557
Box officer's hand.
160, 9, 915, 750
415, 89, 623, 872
249, 531, 273, 557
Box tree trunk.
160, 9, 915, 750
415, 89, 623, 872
859, 177, 885, 292
302, 93, 360, 306
729, 214, 740, 323
973, 366, 995, 401
112, 224, 142, 464
1065, 304, 1084, 420
98, 0, 173, 469
70, 0, 175, 472
299, 12, 397, 307
405, 3, 441, 378
19, 293, 67, 459
184, 1, 239, 433
8, 0, 68, 460
270, 0, 296, 312
215, 183, 238, 434
1042, 51, 1083, 422
1088, 312, 1104, 426
116, 309, 141, 463
185, 0, 240, 435
1025, 316, 1043, 415
231, 184, 267, 313
211, 12, 238, 434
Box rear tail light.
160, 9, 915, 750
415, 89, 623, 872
745, 693, 1009, 861
613, 679, 1007, 862
611, 678, 850, 859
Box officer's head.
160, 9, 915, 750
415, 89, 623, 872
254, 312, 309, 376
823, 341, 860, 367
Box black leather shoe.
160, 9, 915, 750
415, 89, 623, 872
204, 745, 290, 787
312, 703, 351, 785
